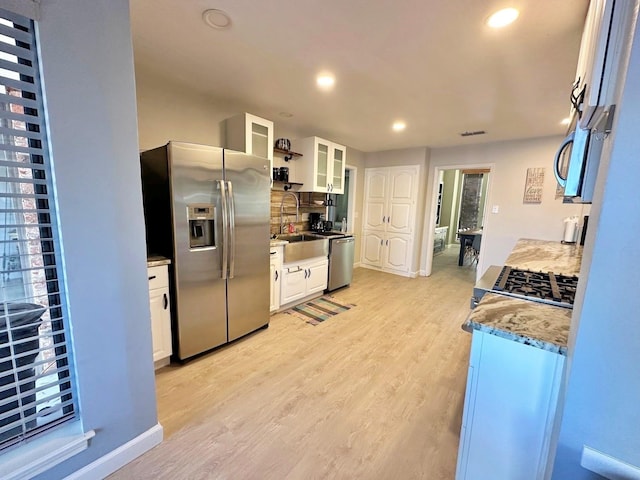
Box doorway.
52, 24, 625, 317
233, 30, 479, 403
423, 164, 493, 278
328, 165, 356, 233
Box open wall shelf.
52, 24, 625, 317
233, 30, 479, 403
274, 148, 303, 162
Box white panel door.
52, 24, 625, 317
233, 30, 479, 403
383, 234, 411, 272
362, 231, 384, 267
364, 202, 386, 230
149, 288, 172, 362
269, 259, 279, 312
387, 203, 413, 233
388, 167, 418, 202
307, 259, 329, 294
281, 266, 307, 304
387, 167, 418, 234
365, 170, 387, 200
363, 169, 388, 230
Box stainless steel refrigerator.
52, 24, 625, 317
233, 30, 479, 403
140, 142, 270, 360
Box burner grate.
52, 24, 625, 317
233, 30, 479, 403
493, 266, 578, 306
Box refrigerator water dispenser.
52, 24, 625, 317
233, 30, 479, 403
188, 204, 215, 249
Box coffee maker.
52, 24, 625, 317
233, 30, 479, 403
309, 212, 325, 232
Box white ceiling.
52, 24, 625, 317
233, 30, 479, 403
129, 0, 588, 152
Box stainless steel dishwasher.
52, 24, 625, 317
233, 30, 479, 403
327, 235, 355, 291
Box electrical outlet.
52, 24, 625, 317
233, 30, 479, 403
491, 205, 499, 214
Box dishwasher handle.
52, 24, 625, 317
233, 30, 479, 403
334, 237, 355, 244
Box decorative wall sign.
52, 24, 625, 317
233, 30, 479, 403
523, 167, 544, 203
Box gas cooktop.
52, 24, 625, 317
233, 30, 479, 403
473, 265, 578, 309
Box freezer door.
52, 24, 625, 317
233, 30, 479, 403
223, 150, 271, 341
169, 142, 228, 359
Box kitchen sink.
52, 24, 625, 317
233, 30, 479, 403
276, 233, 319, 243
276, 234, 329, 263
307, 231, 346, 237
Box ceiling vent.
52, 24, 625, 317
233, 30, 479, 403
460, 130, 486, 137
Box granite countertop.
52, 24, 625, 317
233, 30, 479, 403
147, 255, 171, 267
505, 238, 582, 276
270, 240, 288, 247
464, 293, 571, 355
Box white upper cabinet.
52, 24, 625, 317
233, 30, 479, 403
291, 136, 346, 193
225, 113, 274, 180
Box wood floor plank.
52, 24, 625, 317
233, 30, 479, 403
110, 246, 477, 479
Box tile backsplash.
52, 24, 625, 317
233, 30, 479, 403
270, 190, 326, 236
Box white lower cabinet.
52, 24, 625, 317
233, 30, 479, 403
456, 330, 565, 480
362, 230, 412, 275
270, 246, 283, 313
147, 265, 172, 368
280, 256, 329, 306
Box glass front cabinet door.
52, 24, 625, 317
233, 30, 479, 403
225, 112, 274, 180
292, 136, 346, 194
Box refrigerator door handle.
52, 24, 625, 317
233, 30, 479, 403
219, 179, 229, 279
227, 180, 236, 279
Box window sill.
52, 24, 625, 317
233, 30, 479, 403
0, 423, 95, 480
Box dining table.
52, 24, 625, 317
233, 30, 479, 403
457, 229, 483, 266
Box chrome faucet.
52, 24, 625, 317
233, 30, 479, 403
279, 191, 299, 233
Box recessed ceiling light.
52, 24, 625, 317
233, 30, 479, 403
392, 121, 406, 132
202, 9, 232, 29
487, 8, 519, 28
561, 117, 571, 125
316, 74, 335, 90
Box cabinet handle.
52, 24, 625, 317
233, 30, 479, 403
163, 293, 168, 309
275, 270, 278, 281
148, 275, 156, 281
307, 268, 311, 278
382, 216, 386, 223
386, 240, 389, 246
304, 269, 308, 279
270, 251, 276, 255
380, 239, 383, 246
387, 216, 391, 223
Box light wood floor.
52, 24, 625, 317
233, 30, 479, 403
110, 246, 476, 479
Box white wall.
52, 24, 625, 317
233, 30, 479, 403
551, 10, 640, 478
363, 147, 431, 275
33, 0, 158, 477
422, 136, 589, 277
135, 65, 235, 150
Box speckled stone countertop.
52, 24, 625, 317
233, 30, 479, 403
147, 255, 171, 267
505, 238, 582, 276
464, 293, 571, 355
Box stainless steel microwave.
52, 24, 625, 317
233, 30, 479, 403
553, 109, 611, 204
553, 0, 636, 203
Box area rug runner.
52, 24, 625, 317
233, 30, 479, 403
287, 295, 355, 325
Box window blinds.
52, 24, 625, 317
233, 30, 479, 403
0, 8, 76, 450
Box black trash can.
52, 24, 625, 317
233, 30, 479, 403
0, 302, 46, 443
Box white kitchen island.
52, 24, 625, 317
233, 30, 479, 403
457, 293, 571, 480
456, 239, 580, 480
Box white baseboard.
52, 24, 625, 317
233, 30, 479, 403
359, 263, 415, 278
353, 262, 362, 268
65, 423, 163, 480
581, 445, 640, 479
